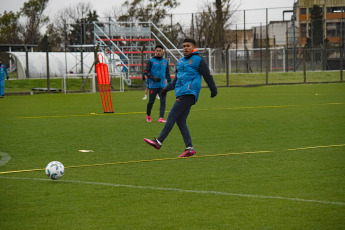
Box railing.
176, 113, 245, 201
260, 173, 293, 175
93, 21, 183, 86
93, 22, 132, 85
149, 21, 183, 59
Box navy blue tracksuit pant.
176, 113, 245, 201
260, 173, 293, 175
157, 94, 195, 148
147, 88, 166, 118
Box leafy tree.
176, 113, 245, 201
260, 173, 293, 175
69, 10, 99, 45
38, 23, 63, 51
20, 0, 49, 44
39, 34, 50, 51
85, 10, 99, 44
306, 4, 323, 48
0, 11, 22, 44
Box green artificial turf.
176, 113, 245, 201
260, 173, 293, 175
0, 83, 344, 229
5, 71, 343, 93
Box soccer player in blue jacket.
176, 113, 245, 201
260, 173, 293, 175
144, 38, 218, 157
0, 60, 9, 98
143, 45, 171, 123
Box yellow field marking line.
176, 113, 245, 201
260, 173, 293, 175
210, 104, 299, 111
16, 102, 344, 119
17, 111, 146, 119
1, 143, 345, 174
0, 150, 271, 175
287, 144, 345, 151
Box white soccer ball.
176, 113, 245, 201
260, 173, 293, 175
45, 161, 65, 180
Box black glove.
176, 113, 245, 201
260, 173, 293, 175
6, 75, 9, 80
160, 87, 168, 97
211, 90, 217, 98
153, 77, 161, 82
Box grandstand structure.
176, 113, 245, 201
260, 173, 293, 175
93, 21, 183, 85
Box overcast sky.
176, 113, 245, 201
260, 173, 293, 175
2, 0, 296, 28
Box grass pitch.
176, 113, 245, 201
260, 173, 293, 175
0, 83, 345, 229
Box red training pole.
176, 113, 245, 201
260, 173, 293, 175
96, 54, 107, 113
100, 63, 109, 112
103, 63, 114, 113
96, 63, 106, 112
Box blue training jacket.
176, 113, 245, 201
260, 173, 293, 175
168, 51, 217, 103
144, 56, 171, 88
0, 64, 8, 80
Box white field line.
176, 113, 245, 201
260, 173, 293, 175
1, 176, 345, 206
0, 152, 11, 166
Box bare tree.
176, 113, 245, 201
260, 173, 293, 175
102, 5, 122, 21
117, 0, 182, 47
194, 0, 239, 48
118, 0, 180, 26
54, 2, 93, 30
53, 2, 95, 47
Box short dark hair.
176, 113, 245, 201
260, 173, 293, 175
183, 38, 196, 45
155, 45, 164, 50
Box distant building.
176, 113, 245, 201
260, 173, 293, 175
253, 21, 299, 48
224, 29, 254, 50
295, 0, 345, 46
225, 20, 299, 50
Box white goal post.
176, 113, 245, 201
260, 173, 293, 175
62, 73, 124, 94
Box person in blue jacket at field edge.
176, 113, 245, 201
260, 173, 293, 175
144, 38, 218, 157
143, 45, 171, 123
0, 60, 9, 98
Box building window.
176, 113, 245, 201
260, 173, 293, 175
300, 8, 306, 15
327, 7, 345, 13
301, 23, 307, 38
326, 22, 345, 37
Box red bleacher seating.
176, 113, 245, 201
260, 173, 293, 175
117, 63, 175, 67
107, 51, 155, 54
99, 38, 155, 42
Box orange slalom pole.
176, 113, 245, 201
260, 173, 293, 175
101, 63, 110, 112
96, 63, 106, 112
96, 54, 108, 113
103, 64, 114, 113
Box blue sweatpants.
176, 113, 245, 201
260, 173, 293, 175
0, 80, 4, 96
157, 94, 195, 148
147, 88, 167, 118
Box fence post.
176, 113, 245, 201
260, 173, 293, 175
46, 50, 50, 93
293, 4, 296, 72
260, 23, 263, 73
235, 24, 238, 73
25, 46, 29, 78
303, 48, 307, 83
226, 45, 230, 87
283, 48, 286, 72
265, 8, 269, 85
341, 17, 344, 82
341, 45, 343, 82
